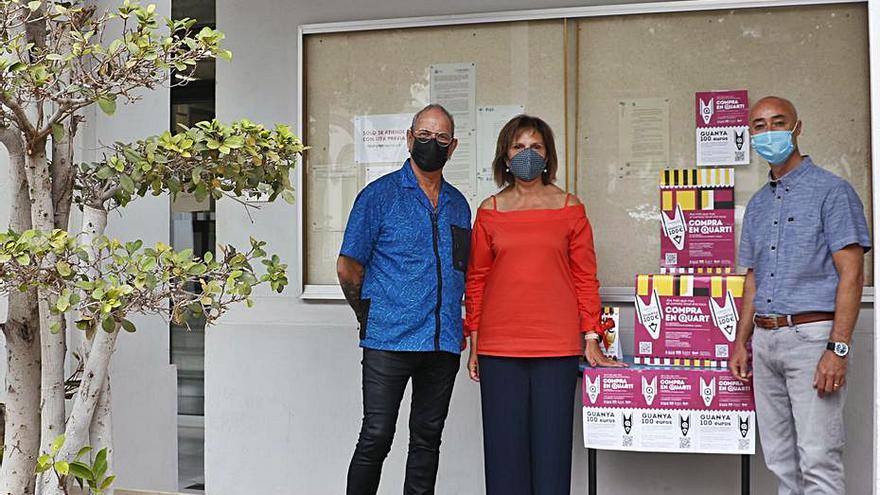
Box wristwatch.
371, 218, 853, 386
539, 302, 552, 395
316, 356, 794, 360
827, 341, 850, 358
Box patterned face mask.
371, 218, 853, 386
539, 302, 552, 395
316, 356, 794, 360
508, 148, 546, 181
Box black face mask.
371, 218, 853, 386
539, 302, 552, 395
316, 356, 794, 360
410, 138, 449, 172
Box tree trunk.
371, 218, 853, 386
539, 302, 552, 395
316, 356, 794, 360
51, 116, 77, 231
1, 305, 41, 495
49, 328, 119, 495
0, 129, 41, 495
24, 137, 67, 493
81, 204, 114, 493
88, 377, 113, 495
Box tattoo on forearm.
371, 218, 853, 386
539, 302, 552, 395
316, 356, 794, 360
341, 280, 365, 321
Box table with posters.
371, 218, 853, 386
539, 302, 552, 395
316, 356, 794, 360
580, 359, 755, 495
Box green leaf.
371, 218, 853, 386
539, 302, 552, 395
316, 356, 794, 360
119, 174, 135, 193
96, 166, 115, 180
121, 319, 136, 333
281, 190, 296, 205
27, 1, 41, 11
55, 461, 70, 476
56, 260, 72, 277
94, 448, 108, 480
108, 38, 124, 54
69, 461, 94, 481
74, 446, 93, 461
45, 53, 63, 61
35, 454, 53, 474
0, 254, 11, 263
9, 61, 27, 72
101, 317, 117, 333
97, 96, 116, 116
15, 254, 30, 265
125, 240, 143, 254
51, 123, 65, 141
51, 434, 65, 456
49, 321, 62, 333
99, 475, 116, 491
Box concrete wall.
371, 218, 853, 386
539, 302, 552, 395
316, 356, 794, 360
208, 1, 875, 494
91, 1, 178, 490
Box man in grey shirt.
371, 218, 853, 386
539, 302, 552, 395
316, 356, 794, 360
730, 96, 870, 495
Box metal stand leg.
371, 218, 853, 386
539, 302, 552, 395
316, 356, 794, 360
588, 448, 597, 495
741, 454, 750, 495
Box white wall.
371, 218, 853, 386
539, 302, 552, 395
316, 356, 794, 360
208, 1, 874, 494
81, 0, 178, 490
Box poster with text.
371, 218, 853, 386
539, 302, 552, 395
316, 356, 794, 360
660, 168, 735, 270
695, 90, 749, 166
633, 273, 745, 366
582, 365, 755, 454
353, 113, 410, 165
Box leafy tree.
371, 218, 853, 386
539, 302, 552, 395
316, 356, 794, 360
0, 2, 302, 493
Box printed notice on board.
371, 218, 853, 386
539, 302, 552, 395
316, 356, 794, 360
618, 98, 670, 180
430, 63, 476, 199
695, 90, 750, 166
353, 113, 410, 165
476, 105, 524, 199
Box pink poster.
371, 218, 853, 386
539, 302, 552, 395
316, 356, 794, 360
660, 168, 735, 270
582, 366, 756, 454
582, 367, 755, 411
695, 90, 749, 128
634, 274, 745, 366
695, 90, 750, 166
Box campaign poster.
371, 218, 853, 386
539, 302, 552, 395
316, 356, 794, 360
633, 274, 745, 366
695, 90, 750, 166
582, 365, 755, 454
660, 168, 735, 270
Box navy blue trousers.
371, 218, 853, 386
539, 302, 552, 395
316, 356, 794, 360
479, 355, 579, 495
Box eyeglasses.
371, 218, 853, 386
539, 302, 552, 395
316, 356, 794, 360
412, 128, 453, 147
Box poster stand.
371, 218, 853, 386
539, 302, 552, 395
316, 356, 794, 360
586, 449, 751, 495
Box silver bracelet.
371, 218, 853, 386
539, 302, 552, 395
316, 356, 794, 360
584, 332, 601, 341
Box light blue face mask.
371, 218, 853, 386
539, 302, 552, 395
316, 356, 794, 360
751, 123, 799, 165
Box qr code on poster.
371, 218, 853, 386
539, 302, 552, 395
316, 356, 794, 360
622, 436, 633, 447
715, 344, 729, 358
679, 437, 692, 449
664, 253, 678, 265
639, 342, 653, 354
735, 151, 745, 162
738, 439, 751, 451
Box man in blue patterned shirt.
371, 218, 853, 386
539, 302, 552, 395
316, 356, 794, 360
730, 96, 870, 495
338, 104, 471, 495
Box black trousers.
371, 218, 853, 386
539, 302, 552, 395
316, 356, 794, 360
479, 355, 580, 495
346, 348, 460, 495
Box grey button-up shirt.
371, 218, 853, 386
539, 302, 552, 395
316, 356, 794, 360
738, 157, 871, 315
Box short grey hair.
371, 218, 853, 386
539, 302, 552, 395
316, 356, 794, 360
411, 104, 455, 136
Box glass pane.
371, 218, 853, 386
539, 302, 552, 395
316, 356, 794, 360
576, 4, 871, 286
303, 20, 567, 285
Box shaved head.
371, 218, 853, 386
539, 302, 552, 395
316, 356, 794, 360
751, 96, 798, 123
749, 96, 801, 136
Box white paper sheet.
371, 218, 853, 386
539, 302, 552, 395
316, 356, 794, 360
430, 63, 476, 199
617, 98, 670, 180
353, 113, 410, 165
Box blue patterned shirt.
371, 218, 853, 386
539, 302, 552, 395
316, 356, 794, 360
738, 157, 871, 315
340, 160, 472, 353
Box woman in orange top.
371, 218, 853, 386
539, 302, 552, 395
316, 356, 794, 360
465, 115, 625, 495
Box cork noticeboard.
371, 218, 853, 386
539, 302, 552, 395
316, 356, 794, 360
576, 3, 872, 286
